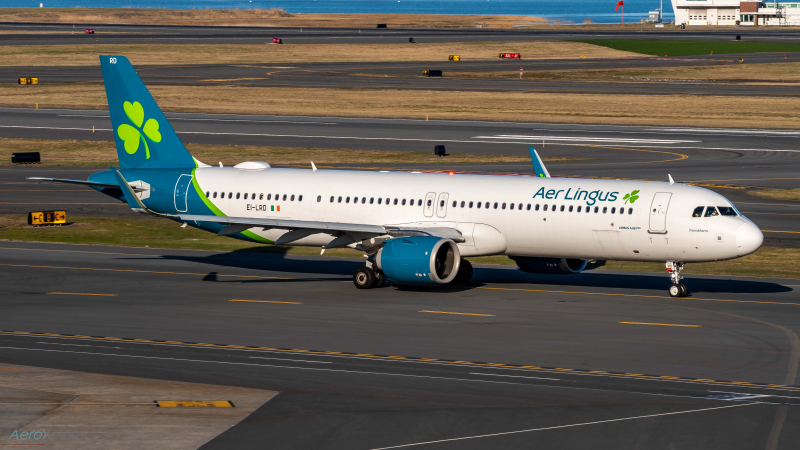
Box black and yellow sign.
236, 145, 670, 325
155, 401, 235, 408
28, 211, 66, 226
448, 55, 460, 61
18, 78, 39, 85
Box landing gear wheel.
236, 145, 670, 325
669, 283, 682, 298
453, 259, 473, 285
353, 267, 377, 289
678, 283, 689, 297
375, 271, 386, 288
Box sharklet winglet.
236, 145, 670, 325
529, 147, 551, 178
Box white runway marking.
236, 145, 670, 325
369, 404, 758, 449
472, 134, 699, 144
469, 372, 560, 381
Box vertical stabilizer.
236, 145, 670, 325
100, 55, 196, 169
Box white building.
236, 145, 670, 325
671, 0, 800, 25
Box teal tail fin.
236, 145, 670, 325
100, 55, 196, 169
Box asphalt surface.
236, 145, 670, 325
5, 21, 800, 45
0, 241, 798, 449
4, 54, 800, 96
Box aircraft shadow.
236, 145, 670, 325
151, 248, 791, 296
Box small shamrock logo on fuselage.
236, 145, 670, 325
117, 101, 161, 159
622, 189, 640, 204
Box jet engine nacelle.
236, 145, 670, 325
375, 236, 461, 284
510, 256, 588, 274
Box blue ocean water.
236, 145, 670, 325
7, 0, 674, 24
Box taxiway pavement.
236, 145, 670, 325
0, 241, 798, 449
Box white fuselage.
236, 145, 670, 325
194, 166, 763, 263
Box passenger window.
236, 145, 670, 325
361, 197, 366, 204
378, 198, 383, 205
535, 204, 540, 211
494, 202, 499, 209
569, 205, 573, 212
718, 206, 737, 216
526, 204, 531, 211
560, 205, 565, 212
346, 197, 350, 203
291, 195, 295, 201
603, 207, 607, 214
245, 193, 249, 200
594, 206, 599, 213
552, 204, 556, 211
386, 198, 390, 205
485, 202, 490, 209
213, 192, 217, 198
461, 201, 465, 208
370, 197, 374, 204
260, 194, 264, 200
338, 196, 342, 203
299, 195, 303, 202
628, 207, 633, 214
470, 201, 474, 208
439, 200, 444, 207
518, 203, 523, 210
317, 195, 322, 202
402, 199, 407, 205
543, 204, 548, 211
205, 191, 210, 198
452, 201, 457, 207
283, 194, 287, 201
427, 199, 432, 207
267, 194, 272, 200
329, 196, 334, 203
611, 207, 615, 214
477, 202, 482, 208
395, 199, 399, 205
692, 206, 704, 217
418, 199, 422, 205
577, 206, 581, 212
410, 199, 415, 206
510, 203, 515, 210
252, 193, 256, 199
705, 206, 719, 217
228, 193, 233, 199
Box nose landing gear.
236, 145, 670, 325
666, 261, 689, 297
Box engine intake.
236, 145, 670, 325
510, 256, 588, 274
376, 236, 461, 284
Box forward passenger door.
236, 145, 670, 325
649, 192, 672, 233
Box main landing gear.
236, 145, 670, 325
353, 266, 386, 289
666, 261, 689, 297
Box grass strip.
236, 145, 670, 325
1, 215, 796, 279
573, 39, 800, 56
5, 84, 800, 129
748, 188, 800, 201
0, 41, 636, 67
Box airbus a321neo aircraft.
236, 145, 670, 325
31, 56, 763, 297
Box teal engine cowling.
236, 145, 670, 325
510, 256, 588, 274
375, 236, 461, 284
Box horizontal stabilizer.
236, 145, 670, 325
27, 177, 125, 190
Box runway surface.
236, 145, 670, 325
0, 241, 798, 449
5, 21, 800, 45
1, 107, 798, 245
4, 54, 799, 96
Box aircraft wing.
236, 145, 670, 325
176, 215, 466, 246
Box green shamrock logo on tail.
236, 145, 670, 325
622, 189, 640, 204
117, 101, 161, 159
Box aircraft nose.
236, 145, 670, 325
735, 221, 763, 256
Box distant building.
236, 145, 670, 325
670, 0, 800, 25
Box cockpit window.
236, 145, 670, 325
718, 206, 738, 216
692, 206, 704, 217
704, 206, 719, 217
